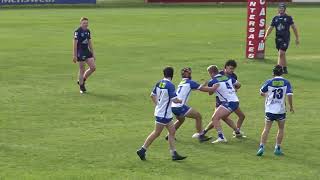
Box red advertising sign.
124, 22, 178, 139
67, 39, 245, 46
246, 0, 266, 59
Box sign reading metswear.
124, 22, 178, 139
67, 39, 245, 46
246, 0, 266, 59
0, 0, 96, 5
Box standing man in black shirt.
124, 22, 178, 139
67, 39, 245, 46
264, 3, 299, 74
73, 17, 96, 93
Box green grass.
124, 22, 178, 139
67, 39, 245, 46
1, 4, 320, 180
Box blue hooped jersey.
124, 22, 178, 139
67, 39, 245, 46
151, 78, 177, 119
172, 78, 202, 108
271, 14, 294, 40
208, 74, 239, 102
74, 27, 91, 52
260, 76, 293, 114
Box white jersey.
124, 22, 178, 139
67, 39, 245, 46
260, 76, 293, 114
151, 78, 177, 119
208, 74, 239, 102
172, 78, 202, 108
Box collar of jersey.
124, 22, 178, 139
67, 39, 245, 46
273, 76, 284, 79
163, 78, 171, 81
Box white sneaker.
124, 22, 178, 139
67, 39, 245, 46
211, 137, 228, 144
232, 131, 246, 138
192, 133, 200, 138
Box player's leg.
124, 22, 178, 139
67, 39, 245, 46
84, 57, 96, 80
278, 49, 287, 72
274, 118, 286, 155
173, 116, 185, 131
137, 122, 165, 160
211, 106, 232, 143
166, 122, 186, 161
184, 108, 211, 142
233, 107, 246, 137
78, 61, 86, 93
257, 120, 273, 156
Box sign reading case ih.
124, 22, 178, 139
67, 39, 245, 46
0, 0, 96, 5
246, 0, 266, 59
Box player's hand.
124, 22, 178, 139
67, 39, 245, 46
72, 56, 77, 63
295, 39, 300, 46
290, 107, 295, 113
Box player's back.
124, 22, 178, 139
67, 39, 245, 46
152, 79, 176, 119
172, 78, 201, 108
260, 77, 293, 114
209, 74, 239, 102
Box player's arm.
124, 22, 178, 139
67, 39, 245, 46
150, 94, 157, 105
260, 80, 269, 97
234, 81, 241, 90
88, 39, 95, 59
172, 97, 182, 104
73, 39, 78, 63
264, 26, 274, 40
199, 84, 220, 93
291, 24, 300, 45
287, 95, 294, 113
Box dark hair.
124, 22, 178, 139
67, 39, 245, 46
163, 67, 174, 78
181, 67, 191, 77
225, 59, 237, 68
273, 65, 283, 76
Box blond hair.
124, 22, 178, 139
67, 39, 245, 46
207, 65, 219, 74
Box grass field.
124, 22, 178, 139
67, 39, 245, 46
1, 3, 320, 180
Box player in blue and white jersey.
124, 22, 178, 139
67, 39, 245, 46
137, 67, 187, 161
200, 65, 242, 144
256, 65, 294, 156
168, 67, 219, 142
202, 60, 246, 138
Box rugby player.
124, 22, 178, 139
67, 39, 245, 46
73, 17, 96, 93
166, 67, 219, 142
137, 67, 187, 161
200, 65, 242, 144
257, 65, 294, 156
201, 60, 246, 138
264, 3, 299, 74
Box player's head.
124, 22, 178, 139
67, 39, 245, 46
163, 66, 174, 79
80, 17, 89, 29
278, 3, 286, 14
181, 67, 192, 79
207, 65, 219, 77
273, 65, 283, 76
224, 59, 237, 75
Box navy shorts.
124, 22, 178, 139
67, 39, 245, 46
155, 116, 172, 125
220, 101, 239, 112
276, 38, 290, 51
216, 97, 222, 108
172, 105, 191, 117
77, 50, 93, 61
265, 113, 286, 121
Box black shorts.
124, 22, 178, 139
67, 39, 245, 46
77, 50, 93, 61
275, 38, 290, 51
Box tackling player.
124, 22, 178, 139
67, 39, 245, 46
201, 60, 246, 137
167, 67, 219, 142
200, 65, 242, 144
264, 3, 299, 74
73, 17, 96, 93
256, 65, 294, 156
136, 67, 187, 161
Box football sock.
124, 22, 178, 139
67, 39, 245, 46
217, 131, 224, 139
275, 144, 281, 149
259, 144, 264, 149
235, 128, 241, 134
170, 150, 177, 156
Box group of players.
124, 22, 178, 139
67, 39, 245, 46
136, 62, 294, 161
71, 3, 296, 161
